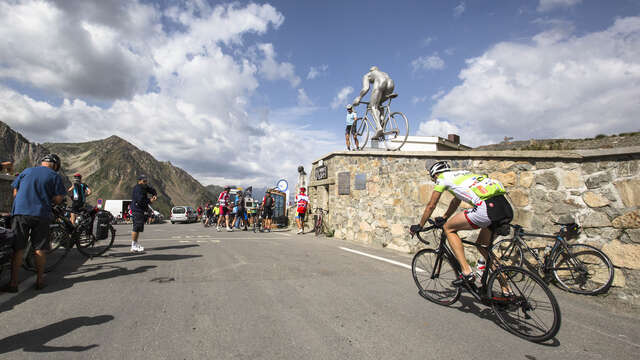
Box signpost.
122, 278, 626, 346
97, 198, 103, 209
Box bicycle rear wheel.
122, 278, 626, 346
382, 112, 409, 151
489, 266, 561, 342
354, 117, 370, 150
552, 244, 614, 295
412, 248, 461, 305
24, 225, 71, 273
75, 225, 115, 257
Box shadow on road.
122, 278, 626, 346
0, 315, 114, 354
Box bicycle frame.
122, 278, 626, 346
356, 99, 392, 137
509, 225, 575, 272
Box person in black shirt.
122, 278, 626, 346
67, 173, 92, 226
130, 174, 157, 253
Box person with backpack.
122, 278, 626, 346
262, 191, 275, 232
295, 187, 309, 234
67, 173, 92, 226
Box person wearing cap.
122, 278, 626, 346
3, 154, 66, 292
295, 187, 309, 234
67, 173, 92, 226
345, 104, 360, 151
130, 174, 158, 253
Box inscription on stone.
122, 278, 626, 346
338, 172, 350, 195
315, 165, 328, 180
355, 173, 366, 190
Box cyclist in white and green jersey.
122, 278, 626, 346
410, 161, 513, 286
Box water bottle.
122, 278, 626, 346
544, 244, 552, 258
475, 258, 486, 279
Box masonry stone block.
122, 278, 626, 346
561, 169, 582, 189
489, 171, 516, 187
612, 210, 640, 229
582, 191, 610, 208
518, 171, 534, 188
509, 189, 529, 207
614, 179, 640, 207
585, 172, 612, 189
535, 172, 559, 190
602, 240, 640, 269
580, 211, 611, 228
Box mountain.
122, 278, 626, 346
43, 135, 211, 216
0, 121, 50, 173
474, 131, 640, 151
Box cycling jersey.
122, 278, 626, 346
218, 191, 230, 206
295, 194, 309, 213
434, 170, 506, 206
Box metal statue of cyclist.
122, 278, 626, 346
410, 161, 514, 287
352, 66, 395, 140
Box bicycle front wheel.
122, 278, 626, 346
382, 111, 409, 151
75, 225, 115, 257
314, 214, 323, 236
354, 117, 370, 150
552, 244, 614, 295
489, 266, 561, 342
412, 248, 461, 305
492, 238, 524, 268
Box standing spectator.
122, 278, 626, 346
68, 173, 92, 226
217, 186, 232, 232
197, 205, 203, 221
345, 104, 360, 150
235, 192, 248, 231
262, 191, 275, 232
130, 174, 157, 253
295, 187, 309, 234
3, 154, 66, 292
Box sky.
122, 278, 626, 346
1, 0, 639, 189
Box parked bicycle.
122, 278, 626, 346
352, 94, 409, 151
411, 218, 561, 342
312, 208, 328, 236
492, 221, 614, 295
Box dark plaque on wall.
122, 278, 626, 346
315, 165, 328, 180
354, 173, 366, 190
338, 172, 350, 195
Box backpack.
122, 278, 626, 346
297, 198, 308, 213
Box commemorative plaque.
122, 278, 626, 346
315, 165, 328, 180
354, 173, 366, 190
338, 172, 350, 195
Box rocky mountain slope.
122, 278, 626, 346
44, 136, 211, 216
474, 131, 640, 151
0, 121, 50, 173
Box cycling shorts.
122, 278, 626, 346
219, 206, 228, 216
263, 208, 273, 219
345, 125, 356, 135
296, 212, 306, 220
463, 195, 513, 229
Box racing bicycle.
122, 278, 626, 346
312, 208, 328, 236
352, 94, 409, 151
492, 222, 614, 295
411, 218, 561, 342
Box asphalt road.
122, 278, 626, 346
1, 222, 638, 359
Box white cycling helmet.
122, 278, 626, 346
428, 161, 450, 178
346, 104, 353, 110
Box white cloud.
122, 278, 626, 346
411, 54, 445, 72
331, 86, 354, 109
453, 2, 466, 17
411, 95, 428, 104
537, 0, 582, 12
0, 1, 329, 187
423, 16, 640, 147
307, 64, 328, 80
416, 118, 461, 138
421, 36, 436, 47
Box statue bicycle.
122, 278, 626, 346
352, 94, 409, 151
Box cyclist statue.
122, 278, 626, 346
352, 66, 395, 139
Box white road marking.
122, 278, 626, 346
339, 247, 412, 270
179, 240, 190, 243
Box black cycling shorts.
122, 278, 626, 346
11, 215, 51, 251
345, 125, 356, 135
263, 208, 273, 219
486, 195, 514, 225
132, 212, 146, 233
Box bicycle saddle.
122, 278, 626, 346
385, 93, 398, 99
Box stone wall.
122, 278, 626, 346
308, 147, 640, 303
0, 174, 14, 214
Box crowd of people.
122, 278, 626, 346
197, 187, 278, 232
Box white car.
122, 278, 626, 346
170, 206, 197, 224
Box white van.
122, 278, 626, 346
170, 206, 197, 224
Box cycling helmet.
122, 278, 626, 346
346, 104, 353, 110
428, 161, 450, 178
41, 154, 61, 172
300, 187, 306, 193
73, 173, 82, 178
224, 186, 231, 191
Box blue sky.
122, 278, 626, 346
1, 0, 639, 188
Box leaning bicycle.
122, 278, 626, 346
492, 221, 614, 295
411, 219, 561, 342
312, 208, 328, 236
353, 94, 409, 151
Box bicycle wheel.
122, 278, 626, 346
412, 248, 461, 305
314, 214, 323, 236
488, 266, 561, 342
24, 225, 71, 273
75, 225, 115, 257
492, 238, 524, 267
354, 116, 370, 150
552, 244, 614, 295
382, 112, 409, 151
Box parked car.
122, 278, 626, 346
170, 206, 197, 224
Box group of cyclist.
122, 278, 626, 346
203, 186, 276, 232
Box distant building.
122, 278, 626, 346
369, 134, 471, 151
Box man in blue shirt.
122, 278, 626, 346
130, 174, 157, 253
3, 154, 66, 292
345, 104, 360, 151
